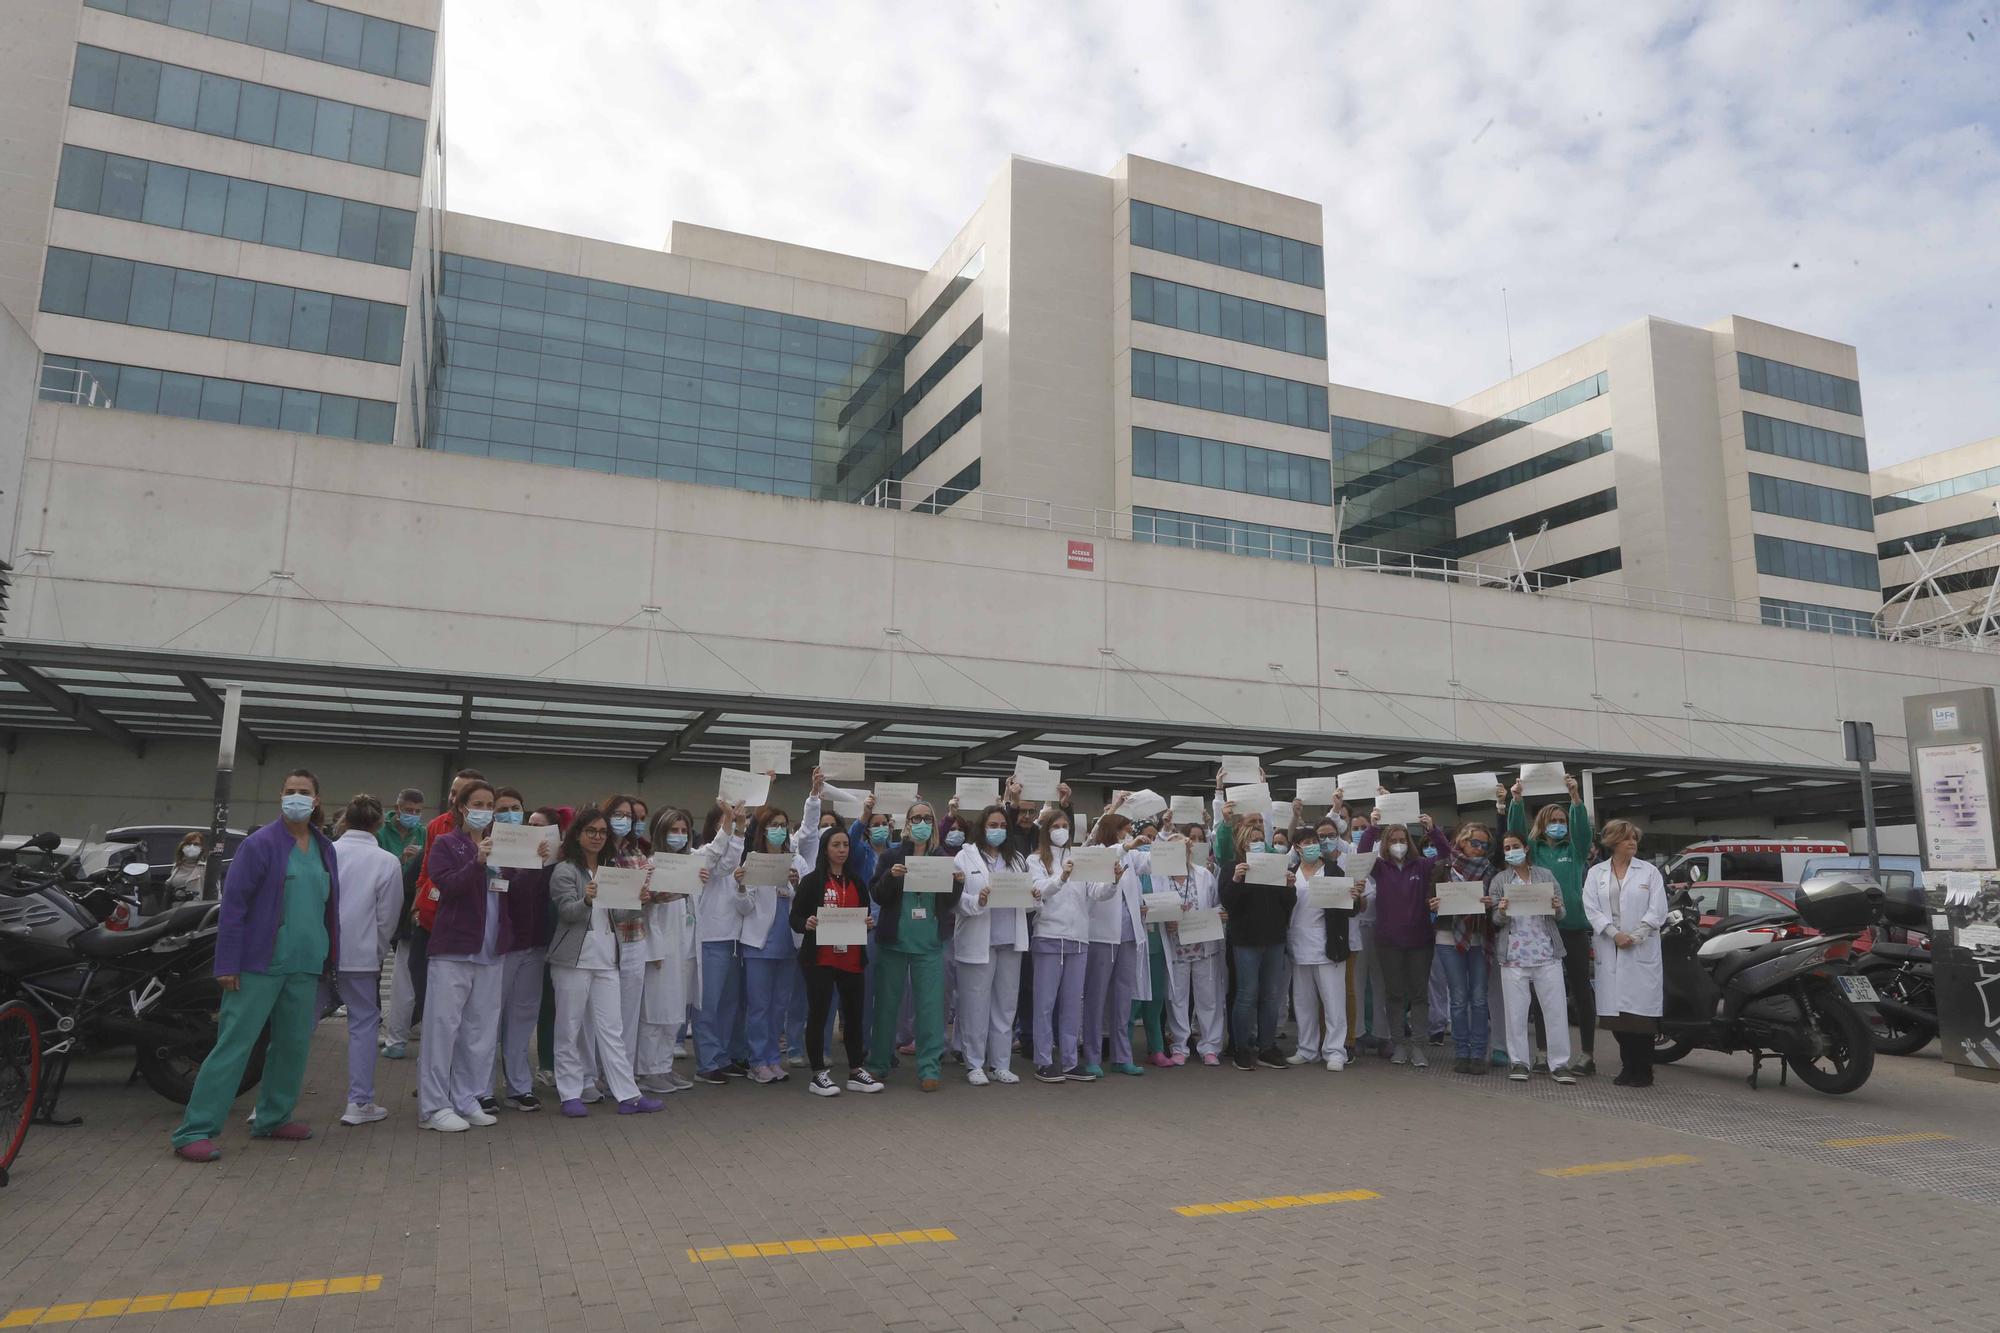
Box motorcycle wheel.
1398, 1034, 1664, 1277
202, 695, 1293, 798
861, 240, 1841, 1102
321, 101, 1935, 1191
1784, 984, 1875, 1094
134, 992, 270, 1105
1865, 967, 1937, 1056
1652, 1033, 1695, 1064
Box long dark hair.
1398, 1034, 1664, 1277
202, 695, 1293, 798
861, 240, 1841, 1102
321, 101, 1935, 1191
560, 805, 610, 868
974, 803, 1027, 869
811, 825, 854, 882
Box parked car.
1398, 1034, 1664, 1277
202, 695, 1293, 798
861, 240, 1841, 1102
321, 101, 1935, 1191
1681, 879, 1804, 931
1799, 854, 1924, 891
0, 834, 138, 878
1665, 839, 1848, 886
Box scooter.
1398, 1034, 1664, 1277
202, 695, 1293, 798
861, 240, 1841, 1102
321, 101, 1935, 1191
1652, 876, 1884, 1094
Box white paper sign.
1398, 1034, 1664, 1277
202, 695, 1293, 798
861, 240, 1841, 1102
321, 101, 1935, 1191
1013, 754, 1053, 778
1176, 908, 1224, 945
1189, 841, 1210, 869
747, 738, 791, 775
1305, 876, 1361, 910
986, 871, 1037, 909
1500, 884, 1557, 916
740, 851, 793, 888
820, 750, 867, 781
815, 905, 867, 947
592, 866, 646, 910
904, 855, 957, 895
873, 781, 921, 811
1067, 844, 1120, 882
1453, 772, 1501, 806
1122, 789, 1169, 823
1517, 761, 1568, 796
1296, 776, 1339, 807
1917, 743, 1997, 871
1337, 769, 1380, 798
489, 822, 559, 870
1267, 806, 1294, 837
1225, 782, 1272, 809
1435, 881, 1486, 915
1941, 870, 1984, 907
1017, 768, 1062, 801
1148, 840, 1189, 878
1170, 795, 1207, 827
718, 768, 771, 807
822, 783, 867, 819
1373, 791, 1420, 825
1142, 892, 1183, 923
649, 855, 703, 897
956, 776, 998, 809
1244, 852, 1290, 886
1341, 850, 1378, 881
1219, 755, 1262, 783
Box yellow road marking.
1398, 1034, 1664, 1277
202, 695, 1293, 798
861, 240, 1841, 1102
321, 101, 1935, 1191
1174, 1189, 1380, 1218
686, 1228, 955, 1264
1539, 1153, 1699, 1178
1823, 1132, 1954, 1149
0, 1275, 381, 1327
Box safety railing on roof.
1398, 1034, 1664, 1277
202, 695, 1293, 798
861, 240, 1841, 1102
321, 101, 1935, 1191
36, 364, 112, 409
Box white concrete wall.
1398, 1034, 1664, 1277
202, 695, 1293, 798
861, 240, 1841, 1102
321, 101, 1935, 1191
0, 0, 83, 330
0, 304, 38, 551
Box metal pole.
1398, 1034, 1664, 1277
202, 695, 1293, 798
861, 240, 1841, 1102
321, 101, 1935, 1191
1858, 752, 1880, 880
203, 685, 241, 900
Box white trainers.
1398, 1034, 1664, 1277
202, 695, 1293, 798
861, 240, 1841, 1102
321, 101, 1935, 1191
1325, 1056, 1346, 1073
846, 1069, 884, 1093
340, 1101, 389, 1126
990, 1068, 1020, 1085
966, 1067, 989, 1087
421, 1109, 470, 1133
809, 1071, 840, 1097
462, 1106, 498, 1127
1409, 1045, 1430, 1069
1286, 1050, 1315, 1066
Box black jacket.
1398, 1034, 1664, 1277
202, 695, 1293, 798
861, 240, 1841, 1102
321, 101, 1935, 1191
791, 866, 869, 966
869, 841, 962, 946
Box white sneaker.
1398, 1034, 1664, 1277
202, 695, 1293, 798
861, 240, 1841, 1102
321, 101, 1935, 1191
462, 1107, 497, 1127
1409, 1046, 1429, 1069
1286, 1050, 1315, 1066
785, 1053, 807, 1068
340, 1101, 389, 1125
990, 1068, 1020, 1085
966, 1067, 990, 1087
1326, 1056, 1347, 1072
809, 1071, 840, 1097
421, 1109, 470, 1133
846, 1069, 884, 1093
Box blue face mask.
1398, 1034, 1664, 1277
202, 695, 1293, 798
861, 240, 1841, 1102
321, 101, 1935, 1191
1300, 844, 1323, 863
665, 833, 689, 852
465, 808, 495, 830
1249, 841, 1267, 854
984, 827, 1008, 848
869, 825, 892, 846
609, 816, 633, 837
1504, 848, 1527, 866
1547, 823, 1568, 841
280, 794, 315, 823
1422, 845, 1439, 860
495, 810, 523, 825
397, 811, 421, 830
1320, 837, 1340, 855
766, 826, 789, 849
944, 830, 965, 849
910, 821, 934, 843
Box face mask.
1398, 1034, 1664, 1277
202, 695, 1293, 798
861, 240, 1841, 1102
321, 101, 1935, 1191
984, 828, 1008, 848
1504, 848, 1527, 866
870, 825, 892, 846
1319, 837, 1340, 855
1049, 828, 1070, 848
280, 794, 315, 823
1422, 846, 1438, 860
910, 821, 934, 842
766, 826, 789, 849
944, 830, 965, 849
495, 810, 524, 825
1273, 844, 1289, 856
1547, 823, 1568, 840
665, 833, 689, 852
1387, 841, 1408, 860
1300, 844, 1323, 863
180, 844, 201, 861
465, 808, 495, 830
609, 817, 632, 837
1249, 841, 1267, 854
397, 812, 421, 830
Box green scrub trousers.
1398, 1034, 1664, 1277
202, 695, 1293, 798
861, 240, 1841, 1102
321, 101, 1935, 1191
871, 947, 946, 1081
1132, 926, 1169, 1057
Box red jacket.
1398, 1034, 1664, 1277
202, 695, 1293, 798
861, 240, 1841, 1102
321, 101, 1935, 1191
413, 810, 456, 931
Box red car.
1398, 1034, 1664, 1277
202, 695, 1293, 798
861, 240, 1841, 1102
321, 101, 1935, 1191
1681, 879, 1806, 932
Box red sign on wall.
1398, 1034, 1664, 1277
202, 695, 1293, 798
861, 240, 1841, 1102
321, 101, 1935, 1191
1067, 540, 1095, 571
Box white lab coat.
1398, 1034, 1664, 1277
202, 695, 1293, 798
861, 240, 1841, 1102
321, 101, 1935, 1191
696, 830, 748, 943
734, 795, 822, 948
643, 850, 702, 1019
953, 846, 1028, 963
331, 830, 402, 973
1098, 849, 1154, 1003
1582, 858, 1669, 1018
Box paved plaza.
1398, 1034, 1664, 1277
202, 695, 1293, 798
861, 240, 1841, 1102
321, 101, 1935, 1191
3, 1021, 1998, 1332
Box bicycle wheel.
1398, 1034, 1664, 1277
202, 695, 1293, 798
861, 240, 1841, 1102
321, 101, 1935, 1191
0, 1001, 41, 1183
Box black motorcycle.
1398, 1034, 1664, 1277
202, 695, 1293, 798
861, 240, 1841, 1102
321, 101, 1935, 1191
1652, 876, 1884, 1094
0, 833, 264, 1123
1852, 928, 1937, 1056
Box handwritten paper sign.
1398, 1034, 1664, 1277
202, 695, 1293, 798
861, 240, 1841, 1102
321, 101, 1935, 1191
1017, 768, 1062, 800
1148, 840, 1189, 878
1435, 881, 1486, 915
873, 781, 920, 810
1225, 782, 1272, 810
1176, 908, 1224, 945
1244, 852, 1290, 886
1305, 876, 1361, 910
956, 776, 998, 809
1517, 761, 1568, 796
1142, 892, 1183, 924
1170, 795, 1207, 827
1295, 776, 1340, 807
1067, 845, 1120, 882
718, 768, 771, 807
748, 739, 792, 775
815, 906, 867, 947
1373, 791, 1420, 825
649, 855, 703, 896
986, 871, 1037, 909
820, 751, 867, 781
593, 866, 646, 910
1219, 755, 1262, 783
1453, 772, 1500, 806
1342, 850, 1378, 881
822, 784, 867, 819
489, 823, 558, 870
903, 856, 957, 895
1122, 789, 1168, 822
1500, 885, 1558, 916
1337, 769, 1380, 798
740, 852, 793, 888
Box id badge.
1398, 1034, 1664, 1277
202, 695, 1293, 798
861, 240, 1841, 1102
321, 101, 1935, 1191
911, 907, 928, 921
833, 944, 848, 954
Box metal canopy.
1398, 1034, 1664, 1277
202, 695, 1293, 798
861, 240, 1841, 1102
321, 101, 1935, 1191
0, 641, 1912, 829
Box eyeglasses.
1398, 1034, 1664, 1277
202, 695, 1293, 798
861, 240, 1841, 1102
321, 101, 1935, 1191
1467, 840, 1490, 850
579, 827, 607, 838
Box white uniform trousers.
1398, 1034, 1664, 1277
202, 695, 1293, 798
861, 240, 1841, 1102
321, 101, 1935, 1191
552, 963, 641, 1105
1166, 952, 1224, 1057
1502, 962, 1570, 1069
954, 947, 1023, 1074
418, 958, 502, 1119
1292, 959, 1348, 1063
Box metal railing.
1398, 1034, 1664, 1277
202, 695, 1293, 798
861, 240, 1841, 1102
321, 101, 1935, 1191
36, 364, 111, 409
856, 477, 1959, 651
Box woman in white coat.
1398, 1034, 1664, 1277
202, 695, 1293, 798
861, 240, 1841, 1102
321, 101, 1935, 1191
1085, 812, 1153, 1078
636, 808, 701, 1095
1026, 809, 1105, 1082
954, 804, 1031, 1085
1581, 818, 1669, 1088
1160, 826, 1225, 1066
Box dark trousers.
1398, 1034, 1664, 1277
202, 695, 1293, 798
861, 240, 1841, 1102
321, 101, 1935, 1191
1531, 928, 1597, 1058
1613, 1029, 1654, 1085
1228, 943, 1288, 1054
804, 963, 866, 1072
1377, 943, 1435, 1043
407, 925, 430, 1023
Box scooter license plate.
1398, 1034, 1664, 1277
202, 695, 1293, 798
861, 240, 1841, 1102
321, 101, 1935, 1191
1837, 975, 1880, 1004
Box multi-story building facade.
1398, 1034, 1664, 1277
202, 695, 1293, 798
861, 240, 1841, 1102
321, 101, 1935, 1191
1874, 435, 2000, 639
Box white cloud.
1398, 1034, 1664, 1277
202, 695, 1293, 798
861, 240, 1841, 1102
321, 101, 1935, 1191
444, 0, 1999, 465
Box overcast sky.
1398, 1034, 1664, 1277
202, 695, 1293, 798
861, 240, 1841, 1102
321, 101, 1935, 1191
444, 1, 1997, 466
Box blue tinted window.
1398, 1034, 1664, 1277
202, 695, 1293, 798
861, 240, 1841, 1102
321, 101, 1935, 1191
1130, 350, 1326, 431
40, 249, 91, 316
1131, 427, 1329, 505
1747, 473, 1874, 531
1753, 534, 1880, 591
1742, 412, 1867, 473
43, 353, 395, 441
1130, 199, 1324, 289
1130, 273, 1324, 359
84, 0, 435, 85
1738, 352, 1861, 416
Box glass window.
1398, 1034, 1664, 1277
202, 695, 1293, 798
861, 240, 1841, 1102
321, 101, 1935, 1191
84, 254, 134, 321
99, 153, 147, 220
71, 44, 120, 111
364, 300, 404, 364
386, 115, 425, 175
128, 261, 175, 328
140, 160, 189, 228
282, 0, 326, 59
262, 184, 305, 249
194, 72, 239, 136
158, 371, 203, 418
289, 289, 331, 353
348, 106, 389, 171
182, 169, 227, 235
222, 176, 266, 240
39, 249, 92, 317
199, 376, 243, 423
169, 268, 215, 335
240, 381, 284, 429
211, 275, 255, 339
54, 145, 106, 212
337, 200, 378, 262
112, 52, 162, 119
310, 99, 352, 161
321, 7, 363, 66
374, 208, 415, 268
299, 191, 342, 256
359, 15, 399, 76
273, 89, 316, 153
395, 24, 435, 83
248, 282, 292, 346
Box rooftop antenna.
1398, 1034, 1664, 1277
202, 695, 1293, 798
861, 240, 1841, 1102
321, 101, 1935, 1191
1501, 287, 1516, 378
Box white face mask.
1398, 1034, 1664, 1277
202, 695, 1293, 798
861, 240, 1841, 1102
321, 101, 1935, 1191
1387, 841, 1408, 860
1050, 828, 1070, 847
180, 844, 201, 861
